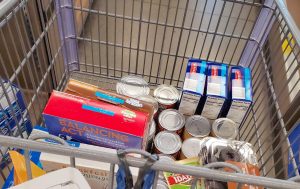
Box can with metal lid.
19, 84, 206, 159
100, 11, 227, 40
183, 115, 211, 140
154, 85, 179, 110
154, 131, 182, 159
180, 137, 203, 160
211, 118, 238, 139
158, 109, 185, 134
146, 120, 156, 152
137, 95, 159, 119
156, 179, 169, 189
158, 154, 175, 180
116, 75, 150, 98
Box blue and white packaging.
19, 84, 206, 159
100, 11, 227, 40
0, 80, 32, 162
201, 63, 228, 120
226, 66, 252, 125
178, 59, 207, 116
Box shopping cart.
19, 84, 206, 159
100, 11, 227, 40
0, 0, 299, 188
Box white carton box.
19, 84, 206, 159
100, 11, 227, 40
31, 127, 139, 189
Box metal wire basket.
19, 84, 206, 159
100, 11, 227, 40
0, 0, 299, 188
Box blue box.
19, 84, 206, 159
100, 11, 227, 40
201, 63, 228, 120
225, 66, 252, 125
178, 59, 207, 116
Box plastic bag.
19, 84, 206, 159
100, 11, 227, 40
9, 151, 45, 185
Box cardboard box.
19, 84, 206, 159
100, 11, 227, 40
43, 91, 150, 149
64, 79, 154, 118
225, 66, 252, 125
31, 126, 140, 189
201, 63, 228, 120
178, 59, 207, 116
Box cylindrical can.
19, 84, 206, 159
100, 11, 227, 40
183, 115, 211, 140
158, 109, 185, 134
156, 179, 169, 189
116, 75, 150, 98
137, 95, 159, 119
211, 118, 238, 139
158, 154, 175, 180
180, 137, 203, 160
154, 131, 182, 159
146, 120, 156, 152
154, 85, 179, 110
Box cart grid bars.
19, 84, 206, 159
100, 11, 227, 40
0, 0, 299, 187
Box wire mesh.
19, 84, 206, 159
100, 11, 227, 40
0, 0, 299, 187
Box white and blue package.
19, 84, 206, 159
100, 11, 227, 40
201, 63, 228, 120
226, 66, 252, 125
178, 59, 207, 116
0, 80, 32, 160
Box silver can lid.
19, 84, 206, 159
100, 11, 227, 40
148, 120, 156, 139
159, 109, 185, 132
154, 85, 179, 105
137, 95, 158, 114
212, 118, 238, 139
185, 115, 211, 137
158, 154, 176, 162
181, 138, 203, 158
156, 179, 169, 189
116, 75, 150, 98
154, 131, 182, 154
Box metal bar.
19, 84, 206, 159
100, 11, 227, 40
0, 136, 299, 189
0, 0, 18, 18
24, 150, 32, 180
275, 0, 300, 47
156, 0, 180, 84
108, 163, 115, 189
128, 0, 135, 74
114, 0, 117, 77
170, 0, 190, 84
106, 0, 109, 76
135, 0, 144, 74
64, 6, 252, 41
79, 0, 88, 72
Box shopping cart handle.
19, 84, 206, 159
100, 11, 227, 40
117, 149, 159, 162
28, 133, 69, 146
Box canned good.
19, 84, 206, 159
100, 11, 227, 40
158, 154, 175, 180
146, 121, 156, 152
154, 131, 182, 159
137, 95, 159, 119
183, 115, 211, 140
180, 137, 203, 160
156, 179, 169, 189
116, 75, 150, 98
154, 85, 179, 109
212, 118, 238, 139
158, 109, 185, 134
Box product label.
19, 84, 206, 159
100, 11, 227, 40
178, 92, 201, 116
227, 100, 251, 125
95, 91, 124, 105
201, 96, 225, 120
125, 98, 143, 108
44, 115, 142, 149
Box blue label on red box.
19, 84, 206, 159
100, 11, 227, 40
43, 114, 143, 149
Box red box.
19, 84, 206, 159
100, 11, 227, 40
43, 91, 150, 149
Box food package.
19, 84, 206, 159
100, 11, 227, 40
30, 126, 140, 189
163, 157, 205, 189
64, 79, 154, 118
43, 91, 150, 149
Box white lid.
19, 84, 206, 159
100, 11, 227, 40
159, 109, 185, 131
181, 138, 203, 158
154, 85, 179, 105
212, 118, 238, 139
116, 75, 150, 98
154, 131, 182, 154
185, 115, 211, 137
137, 95, 159, 114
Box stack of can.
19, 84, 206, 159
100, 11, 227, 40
116, 75, 240, 187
